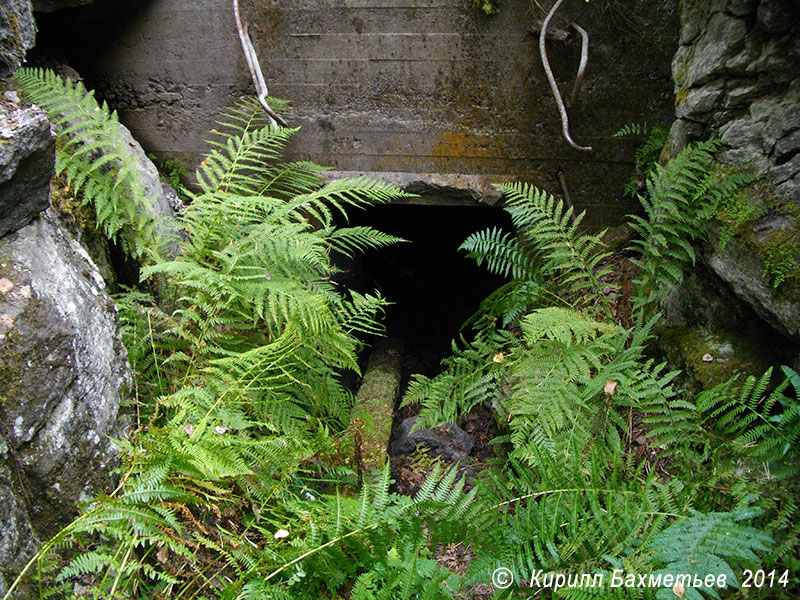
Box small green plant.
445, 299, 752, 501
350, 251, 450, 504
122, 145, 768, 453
614, 122, 670, 196
148, 152, 190, 202
763, 235, 800, 288
471, 0, 500, 14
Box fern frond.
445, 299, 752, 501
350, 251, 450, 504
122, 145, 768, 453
498, 182, 613, 316
649, 510, 771, 594
459, 227, 536, 280
16, 67, 165, 261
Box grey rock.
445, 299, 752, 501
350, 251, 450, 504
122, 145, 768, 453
680, 2, 710, 45
0, 209, 131, 582
770, 153, 800, 184
671, 0, 800, 343
756, 0, 800, 34
116, 123, 182, 258
727, 0, 758, 17
666, 118, 705, 157
0, 459, 39, 597
658, 325, 775, 397
662, 261, 752, 330
0, 0, 36, 78
704, 227, 800, 337
725, 38, 762, 71
774, 129, 800, 160
685, 12, 748, 87
746, 38, 798, 77
391, 416, 473, 463
775, 172, 800, 200
723, 80, 763, 107
719, 117, 764, 150
763, 88, 800, 145
716, 117, 770, 170
0, 105, 55, 238
676, 84, 725, 121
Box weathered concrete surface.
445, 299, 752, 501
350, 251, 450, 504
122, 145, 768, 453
49, 0, 678, 223
0, 0, 35, 78
0, 102, 55, 238
0, 209, 131, 592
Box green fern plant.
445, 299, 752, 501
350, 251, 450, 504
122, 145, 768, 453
15, 67, 169, 262
614, 122, 670, 197
460, 182, 613, 321
401, 134, 790, 599
3, 82, 484, 599
627, 140, 752, 321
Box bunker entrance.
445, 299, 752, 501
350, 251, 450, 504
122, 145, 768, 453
342, 203, 513, 378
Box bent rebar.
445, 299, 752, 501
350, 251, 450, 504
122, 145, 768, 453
539, 0, 592, 152
233, 0, 288, 128
568, 21, 589, 108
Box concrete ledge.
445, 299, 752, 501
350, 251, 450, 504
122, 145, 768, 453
324, 170, 509, 206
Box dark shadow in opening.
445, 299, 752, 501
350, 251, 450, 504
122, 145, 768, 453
339, 203, 513, 377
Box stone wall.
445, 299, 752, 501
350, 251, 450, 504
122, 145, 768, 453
662, 0, 800, 365
671, 0, 800, 201
39, 0, 678, 222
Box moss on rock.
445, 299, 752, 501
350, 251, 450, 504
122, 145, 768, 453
659, 326, 774, 396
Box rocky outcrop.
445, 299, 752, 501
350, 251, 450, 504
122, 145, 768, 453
0, 103, 55, 238
117, 121, 183, 258
0, 210, 131, 594
0, 0, 35, 78
0, 92, 132, 593
666, 0, 800, 345
671, 0, 800, 201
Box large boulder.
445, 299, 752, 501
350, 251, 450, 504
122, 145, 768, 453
0, 0, 35, 78
117, 121, 182, 257
0, 103, 54, 238
666, 0, 800, 348
0, 209, 131, 593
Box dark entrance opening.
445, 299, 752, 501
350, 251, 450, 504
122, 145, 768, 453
342, 203, 513, 377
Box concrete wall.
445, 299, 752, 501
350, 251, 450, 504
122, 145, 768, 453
43, 0, 678, 222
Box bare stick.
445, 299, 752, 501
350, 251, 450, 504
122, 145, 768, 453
556, 168, 576, 223
539, 0, 592, 152
569, 22, 589, 108
233, 0, 288, 128
557, 169, 573, 210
